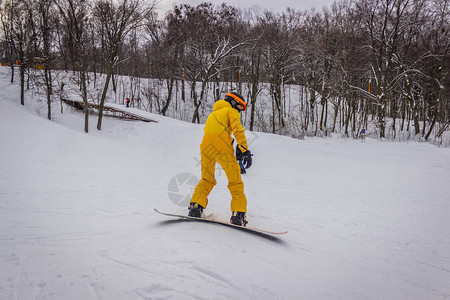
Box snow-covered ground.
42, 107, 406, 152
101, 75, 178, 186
1, 66, 450, 299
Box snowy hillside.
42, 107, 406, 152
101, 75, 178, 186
1, 66, 450, 299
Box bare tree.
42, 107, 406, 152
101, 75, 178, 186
146, 8, 182, 116
35, 0, 56, 120
92, 0, 155, 130
55, 0, 91, 132
260, 9, 301, 133
421, 0, 450, 140
1, 0, 35, 105
162, 3, 247, 123
243, 11, 265, 131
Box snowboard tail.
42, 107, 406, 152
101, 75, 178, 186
154, 208, 288, 235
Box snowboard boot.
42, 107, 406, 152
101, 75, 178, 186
230, 211, 248, 227
188, 202, 204, 218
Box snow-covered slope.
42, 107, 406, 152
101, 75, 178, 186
1, 67, 450, 299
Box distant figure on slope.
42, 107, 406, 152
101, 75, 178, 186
126, 98, 130, 107
188, 92, 253, 226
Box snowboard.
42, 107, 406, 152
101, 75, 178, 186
154, 208, 288, 236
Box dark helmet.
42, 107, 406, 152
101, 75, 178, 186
224, 92, 247, 112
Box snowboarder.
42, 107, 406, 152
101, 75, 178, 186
188, 92, 252, 226
126, 98, 130, 107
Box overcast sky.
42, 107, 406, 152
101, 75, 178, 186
156, 0, 337, 14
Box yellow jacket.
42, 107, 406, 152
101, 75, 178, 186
201, 100, 248, 154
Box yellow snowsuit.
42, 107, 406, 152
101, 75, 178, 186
190, 100, 249, 212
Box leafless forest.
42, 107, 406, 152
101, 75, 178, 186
1, 0, 449, 144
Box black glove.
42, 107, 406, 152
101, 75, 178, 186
242, 150, 252, 169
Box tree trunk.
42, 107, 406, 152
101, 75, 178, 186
80, 69, 89, 133
97, 66, 113, 130
191, 81, 200, 123
44, 68, 52, 120
161, 77, 174, 116
249, 80, 258, 131
19, 63, 25, 106
319, 99, 326, 132
378, 96, 386, 139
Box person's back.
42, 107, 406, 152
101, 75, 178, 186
201, 99, 247, 154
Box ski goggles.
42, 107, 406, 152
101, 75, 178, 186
225, 92, 247, 112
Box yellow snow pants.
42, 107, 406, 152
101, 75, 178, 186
190, 150, 247, 213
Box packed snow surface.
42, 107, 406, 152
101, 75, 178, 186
1, 67, 450, 299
